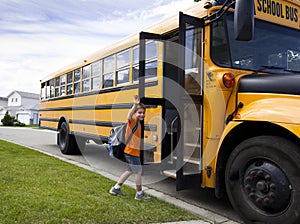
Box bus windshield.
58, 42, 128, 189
211, 13, 300, 73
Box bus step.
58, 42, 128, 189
185, 143, 200, 148
162, 170, 176, 178
172, 156, 200, 165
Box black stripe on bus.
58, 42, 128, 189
40, 118, 157, 131
40, 103, 133, 111
70, 119, 157, 131
40, 103, 157, 112
41, 80, 158, 103
39, 118, 59, 122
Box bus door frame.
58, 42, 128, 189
176, 12, 204, 190
138, 32, 168, 168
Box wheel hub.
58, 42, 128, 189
243, 160, 291, 213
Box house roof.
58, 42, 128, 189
0, 97, 8, 101
7, 90, 39, 99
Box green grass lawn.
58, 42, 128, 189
0, 140, 200, 223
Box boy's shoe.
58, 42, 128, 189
109, 187, 125, 196
135, 191, 151, 200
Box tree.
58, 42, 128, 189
1, 111, 14, 126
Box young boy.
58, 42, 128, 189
109, 95, 151, 200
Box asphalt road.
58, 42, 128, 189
0, 127, 242, 223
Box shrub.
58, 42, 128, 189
1, 112, 25, 126
14, 120, 26, 126
1, 111, 14, 126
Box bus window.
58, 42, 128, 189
67, 71, 73, 95
82, 64, 91, 92
185, 26, 201, 95
211, 19, 231, 66
116, 49, 130, 85
133, 42, 158, 81
55, 77, 60, 97
41, 82, 46, 100
133, 46, 139, 81
146, 41, 157, 60
60, 74, 66, 96
74, 68, 81, 94
91, 60, 101, 90
103, 55, 114, 88
49, 79, 54, 98
145, 61, 158, 78
46, 81, 50, 99
103, 73, 113, 88
145, 41, 158, 79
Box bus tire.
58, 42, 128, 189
58, 122, 81, 155
225, 136, 300, 224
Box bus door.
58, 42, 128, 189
176, 12, 204, 190
138, 32, 172, 170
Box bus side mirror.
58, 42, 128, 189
234, 0, 254, 41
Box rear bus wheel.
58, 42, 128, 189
225, 136, 300, 224
58, 122, 81, 155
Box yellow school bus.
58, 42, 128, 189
40, 0, 300, 223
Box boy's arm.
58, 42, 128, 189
127, 95, 139, 121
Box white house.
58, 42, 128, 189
1, 91, 40, 125
0, 97, 8, 121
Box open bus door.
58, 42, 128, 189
176, 12, 204, 190
138, 32, 170, 169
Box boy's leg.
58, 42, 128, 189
109, 171, 132, 196
135, 171, 142, 192
118, 171, 132, 185
134, 171, 151, 200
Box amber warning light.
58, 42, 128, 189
223, 73, 235, 88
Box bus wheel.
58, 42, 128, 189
225, 136, 300, 224
58, 122, 80, 155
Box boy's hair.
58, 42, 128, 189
135, 103, 146, 112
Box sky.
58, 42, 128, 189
0, 0, 196, 97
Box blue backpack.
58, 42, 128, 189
108, 120, 138, 160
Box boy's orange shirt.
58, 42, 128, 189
124, 117, 141, 157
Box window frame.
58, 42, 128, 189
133, 41, 158, 82
66, 71, 73, 95
55, 77, 60, 97
82, 64, 91, 93
60, 74, 66, 96
91, 60, 102, 91
103, 55, 115, 88
116, 49, 130, 85
74, 68, 81, 94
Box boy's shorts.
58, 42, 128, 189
124, 153, 142, 173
